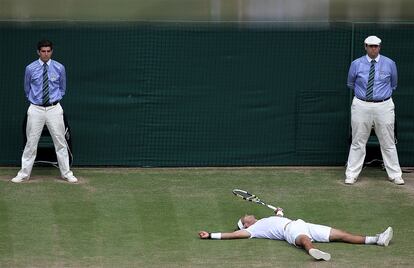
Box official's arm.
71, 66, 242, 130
347, 61, 356, 90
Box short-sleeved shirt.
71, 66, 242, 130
245, 216, 292, 240
244, 216, 332, 246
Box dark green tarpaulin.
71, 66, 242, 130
0, 22, 412, 166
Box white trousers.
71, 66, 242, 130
16, 103, 74, 179
345, 97, 402, 180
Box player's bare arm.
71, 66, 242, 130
198, 230, 251, 239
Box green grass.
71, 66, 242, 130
1, 167, 413, 267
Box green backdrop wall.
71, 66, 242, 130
0, 22, 412, 166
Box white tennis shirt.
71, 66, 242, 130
245, 216, 292, 240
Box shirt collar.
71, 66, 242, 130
366, 54, 380, 63
38, 59, 51, 66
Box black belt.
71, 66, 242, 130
357, 97, 391, 103
35, 101, 59, 107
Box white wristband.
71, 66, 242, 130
210, 233, 222, 239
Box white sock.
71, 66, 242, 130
365, 236, 378, 244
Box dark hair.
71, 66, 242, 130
37, 39, 53, 51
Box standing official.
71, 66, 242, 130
12, 39, 77, 183
345, 36, 403, 185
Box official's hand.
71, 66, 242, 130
198, 231, 210, 239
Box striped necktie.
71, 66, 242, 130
366, 60, 376, 101
42, 63, 50, 105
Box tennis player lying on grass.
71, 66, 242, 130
198, 208, 393, 261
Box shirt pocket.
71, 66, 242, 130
379, 71, 390, 82
31, 73, 42, 86
49, 72, 60, 82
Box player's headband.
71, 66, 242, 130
237, 219, 244, 230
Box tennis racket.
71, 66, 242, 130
232, 189, 277, 211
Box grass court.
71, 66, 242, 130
1, 166, 413, 267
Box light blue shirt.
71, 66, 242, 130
24, 59, 66, 105
347, 54, 397, 101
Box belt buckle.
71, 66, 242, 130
45, 101, 58, 107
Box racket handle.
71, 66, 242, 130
267, 204, 277, 210
268, 205, 284, 216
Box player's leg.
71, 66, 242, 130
295, 235, 314, 251
329, 228, 365, 244
287, 220, 331, 261
329, 227, 393, 246
295, 235, 331, 261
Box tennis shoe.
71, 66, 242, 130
63, 175, 78, 183
11, 176, 28, 183
344, 177, 357, 185
377, 227, 393, 246
309, 248, 331, 261
389, 177, 404, 185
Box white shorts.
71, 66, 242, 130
285, 219, 331, 246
